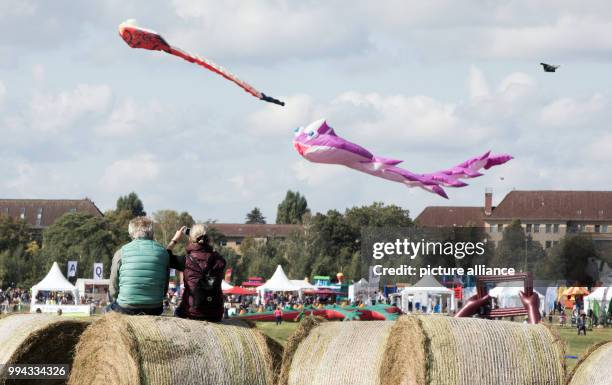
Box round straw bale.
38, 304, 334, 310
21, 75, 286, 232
566, 341, 612, 385
0, 314, 90, 385
282, 315, 565, 385
68, 313, 281, 385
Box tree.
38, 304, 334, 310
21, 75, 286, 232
116, 192, 146, 218
245, 207, 266, 224
535, 234, 598, 286
276, 190, 310, 224
42, 212, 122, 280
490, 220, 544, 272
152, 210, 194, 255
0, 215, 33, 287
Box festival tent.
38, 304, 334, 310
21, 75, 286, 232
488, 282, 545, 314
256, 265, 301, 293
290, 279, 316, 290
563, 286, 590, 297
400, 275, 455, 313
584, 286, 611, 315
31, 262, 79, 303
221, 280, 233, 291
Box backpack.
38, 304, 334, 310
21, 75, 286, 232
186, 253, 221, 309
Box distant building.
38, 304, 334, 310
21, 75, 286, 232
208, 223, 303, 254
416, 190, 612, 250
0, 198, 103, 231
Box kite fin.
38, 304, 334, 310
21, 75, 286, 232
373, 156, 403, 166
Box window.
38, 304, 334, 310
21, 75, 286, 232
552, 241, 559, 247
526, 224, 532, 233
236, 240, 242, 245
69, 208, 77, 213
220, 240, 227, 246
553, 224, 560, 233
36, 208, 43, 227
603, 225, 609, 233
497, 224, 503, 232
545, 241, 552, 249
489, 224, 496, 233
545, 224, 551, 233
534, 224, 540, 233
595, 225, 601, 233
19, 208, 25, 219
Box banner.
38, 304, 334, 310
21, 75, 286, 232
67, 261, 77, 277
93, 263, 104, 280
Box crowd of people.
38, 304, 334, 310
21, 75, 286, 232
0, 287, 30, 313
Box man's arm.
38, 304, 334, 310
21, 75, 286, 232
109, 249, 122, 302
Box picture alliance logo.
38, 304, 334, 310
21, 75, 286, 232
371, 238, 487, 260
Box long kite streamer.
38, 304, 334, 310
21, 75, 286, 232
293, 119, 513, 198
118, 20, 284, 106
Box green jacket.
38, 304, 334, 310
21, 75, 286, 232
111, 239, 169, 308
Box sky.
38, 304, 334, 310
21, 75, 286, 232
1, 0, 612, 223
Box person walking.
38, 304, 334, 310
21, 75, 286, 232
274, 307, 283, 326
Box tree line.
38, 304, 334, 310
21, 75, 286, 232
0, 190, 607, 288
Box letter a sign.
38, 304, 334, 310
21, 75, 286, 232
93, 263, 104, 280
67, 261, 78, 277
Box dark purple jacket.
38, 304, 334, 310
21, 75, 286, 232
171, 243, 226, 321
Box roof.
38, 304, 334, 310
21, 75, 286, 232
32, 262, 77, 292
256, 265, 301, 292
416, 206, 484, 227
208, 223, 302, 238
0, 198, 103, 228
488, 191, 612, 221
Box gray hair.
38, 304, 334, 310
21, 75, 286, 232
189, 223, 210, 245
128, 216, 154, 240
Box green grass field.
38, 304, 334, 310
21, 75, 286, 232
255, 321, 298, 345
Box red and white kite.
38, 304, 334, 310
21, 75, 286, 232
118, 20, 285, 106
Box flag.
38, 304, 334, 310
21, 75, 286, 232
592, 299, 601, 320
93, 263, 104, 280
67, 261, 77, 277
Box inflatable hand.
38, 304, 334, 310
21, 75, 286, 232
455, 294, 491, 318
519, 291, 542, 324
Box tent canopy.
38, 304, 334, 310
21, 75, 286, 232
585, 286, 612, 301
290, 279, 315, 290
256, 265, 301, 292
221, 280, 233, 291
488, 282, 545, 312
401, 275, 453, 295
31, 262, 78, 301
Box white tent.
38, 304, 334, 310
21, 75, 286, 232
31, 262, 78, 303
290, 279, 315, 290
256, 265, 301, 292
488, 282, 545, 314
584, 286, 612, 313
221, 280, 233, 291
400, 275, 455, 313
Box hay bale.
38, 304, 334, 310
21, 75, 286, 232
281, 315, 565, 385
567, 341, 612, 385
0, 314, 90, 385
68, 313, 281, 385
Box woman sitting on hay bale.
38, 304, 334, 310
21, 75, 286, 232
167, 223, 227, 322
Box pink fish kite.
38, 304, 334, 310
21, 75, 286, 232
293, 119, 512, 198
118, 19, 284, 106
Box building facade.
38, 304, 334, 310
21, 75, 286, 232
0, 198, 103, 230
416, 190, 612, 250
208, 223, 303, 254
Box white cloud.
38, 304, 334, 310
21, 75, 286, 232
292, 161, 348, 186
0, 81, 5, 105
101, 154, 161, 191
540, 94, 606, 127
96, 98, 168, 137
467, 66, 489, 101
30, 84, 112, 133
246, 94, 314, 136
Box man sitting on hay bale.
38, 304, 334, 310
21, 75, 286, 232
108, 216, 170, 316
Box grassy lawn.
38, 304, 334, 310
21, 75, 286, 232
255, 321, 299, 345
554, 325, 612, 371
